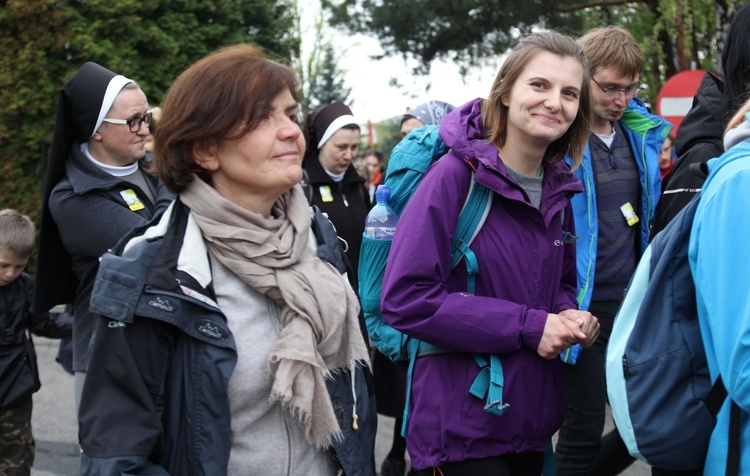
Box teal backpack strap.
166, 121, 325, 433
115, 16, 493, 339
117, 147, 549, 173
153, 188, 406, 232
402, 339, 420, 437
542, 440, 556, 475
450, 179, 511, 417
403, 175, 504, 437
451, 178, 492, 294
468, 354, 510, 417
449, 178, 509, 417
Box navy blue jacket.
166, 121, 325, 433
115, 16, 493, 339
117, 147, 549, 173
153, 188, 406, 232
79, 198, 376, 475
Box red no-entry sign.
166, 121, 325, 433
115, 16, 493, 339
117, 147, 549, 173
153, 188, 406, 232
656, 69, 705, 137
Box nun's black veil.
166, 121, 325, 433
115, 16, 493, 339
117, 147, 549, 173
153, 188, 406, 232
32, 62, 121, 312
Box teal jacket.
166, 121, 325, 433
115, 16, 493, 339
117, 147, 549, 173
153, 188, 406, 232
567, 98, 672, 310
689, 124, 750, 475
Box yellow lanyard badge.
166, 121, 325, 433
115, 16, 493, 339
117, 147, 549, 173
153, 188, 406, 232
120, 189, 145, 211
620, 202, 639, 227
319, 185, 334, 203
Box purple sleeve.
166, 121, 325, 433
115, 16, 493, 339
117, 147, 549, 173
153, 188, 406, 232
380, 157, 548, 355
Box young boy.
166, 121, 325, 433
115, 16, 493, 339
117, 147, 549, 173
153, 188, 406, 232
0, 209, 71, 475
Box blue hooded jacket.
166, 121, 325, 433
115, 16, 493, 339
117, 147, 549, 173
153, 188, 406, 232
689, 116, 750, 475
568, 98, 671, 310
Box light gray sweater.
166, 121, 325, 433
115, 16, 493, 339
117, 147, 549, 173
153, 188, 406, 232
211, 256, 338, 476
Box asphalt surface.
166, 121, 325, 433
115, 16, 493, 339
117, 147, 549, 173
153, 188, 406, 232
29, 336, 649, 475
30, 338, 79, 476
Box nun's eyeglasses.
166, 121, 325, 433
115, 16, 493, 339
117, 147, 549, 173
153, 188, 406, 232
102, 112, 153, 133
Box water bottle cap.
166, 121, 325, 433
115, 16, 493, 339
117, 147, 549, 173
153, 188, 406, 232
375, 184, 390, 202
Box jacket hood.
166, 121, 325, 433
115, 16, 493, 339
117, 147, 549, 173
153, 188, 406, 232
706, 138, 750, 188
675, 72, 725, 157
439, 98, 489, 161
622, 97, 672, 136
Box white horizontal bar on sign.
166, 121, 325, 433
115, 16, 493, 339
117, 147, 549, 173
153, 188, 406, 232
659, 97, 694, 117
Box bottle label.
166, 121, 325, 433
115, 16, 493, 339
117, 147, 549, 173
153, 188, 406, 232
366, 226, 396, 240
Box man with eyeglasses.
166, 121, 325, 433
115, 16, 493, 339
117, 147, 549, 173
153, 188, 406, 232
33, 62, 173, 411
555, 26, 673, 476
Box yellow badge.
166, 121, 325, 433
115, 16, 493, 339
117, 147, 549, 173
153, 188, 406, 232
120, 189, 145, 211
319, 185, 334, 203
620, 202, 639, 227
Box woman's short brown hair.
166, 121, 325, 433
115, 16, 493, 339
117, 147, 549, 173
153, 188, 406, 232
481, 31, 592, 167
154, 44, 298, 192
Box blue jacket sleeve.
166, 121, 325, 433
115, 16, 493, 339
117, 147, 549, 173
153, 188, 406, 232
690, 169, 750, 413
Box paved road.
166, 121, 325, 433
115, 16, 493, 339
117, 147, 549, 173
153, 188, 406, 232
30, 336, 649, 475
30, 338, 79, 476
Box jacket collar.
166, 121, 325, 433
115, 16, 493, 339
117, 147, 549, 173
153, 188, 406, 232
93, 199, 218, 323
303, 153, 365, 185
65, 140, 141, 195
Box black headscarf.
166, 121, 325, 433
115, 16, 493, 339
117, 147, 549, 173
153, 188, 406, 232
32, 62, 133, 312
302, 102, 358, 166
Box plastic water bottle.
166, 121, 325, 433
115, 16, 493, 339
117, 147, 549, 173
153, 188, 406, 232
365, 185, 398, 240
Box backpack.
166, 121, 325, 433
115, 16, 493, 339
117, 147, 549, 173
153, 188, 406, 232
606, 190, 741, 473
357, 125, 508, 435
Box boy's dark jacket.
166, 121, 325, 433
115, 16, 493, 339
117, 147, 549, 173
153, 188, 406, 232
0, 273, 72, 409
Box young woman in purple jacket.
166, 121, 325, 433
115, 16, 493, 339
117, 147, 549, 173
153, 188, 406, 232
380, 31, 600, 476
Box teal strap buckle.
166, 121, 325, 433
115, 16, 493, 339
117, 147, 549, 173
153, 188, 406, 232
454, 242, 479, 295
469, 354, 509, 417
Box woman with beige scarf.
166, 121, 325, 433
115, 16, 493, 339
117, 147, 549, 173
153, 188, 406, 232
77, 44, 376, 475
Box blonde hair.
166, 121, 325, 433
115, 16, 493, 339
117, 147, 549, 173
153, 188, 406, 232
482, 31, 592, 167
724, 96, 750, 135
0, 209, 35, 258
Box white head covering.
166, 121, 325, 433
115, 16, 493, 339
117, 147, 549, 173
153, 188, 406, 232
93, 75, 133, 137
317, 114, 358, 149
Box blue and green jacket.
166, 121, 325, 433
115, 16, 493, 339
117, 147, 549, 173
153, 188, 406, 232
567, 98, 672, 311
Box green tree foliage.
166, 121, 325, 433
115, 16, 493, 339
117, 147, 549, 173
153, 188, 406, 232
293, 6, 352, 118
372, 117, 403, 165
323, 0, 584, 73
313, 44, 352, 109
0, 0, 299, 227
324, 0, 748, 104
576, 0, 745, 104
0, 1, 71, 216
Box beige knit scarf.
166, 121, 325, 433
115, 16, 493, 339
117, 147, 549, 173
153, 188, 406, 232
180, 177, 370, 448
